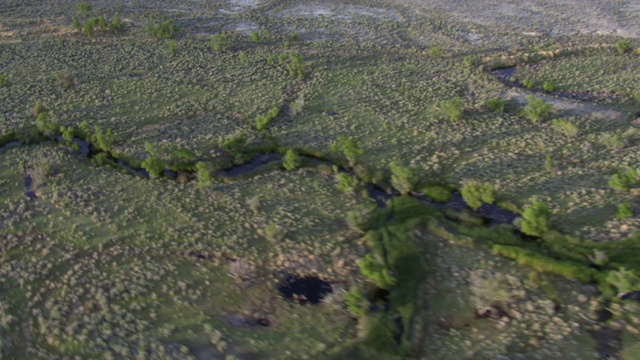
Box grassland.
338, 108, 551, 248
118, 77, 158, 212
1, 0, 640, 359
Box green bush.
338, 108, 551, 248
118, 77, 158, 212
616, 39, 631, 55
439, 98, 463, 121
146, 20, 179, 39
460, 181, 495, 210
521, 79, 535, 88
389, 162, 417, 195
289, 33, 299, 41
428, 47, 442, 57
82, 16, 106, 37
337, 173, 359, 194
463, 55, 475, 67
210, 34, 229, 51
141, 156, 165, 179
0, 72, 6, 87
76, 2, 92, 13
109, 17, 125, 33
35, 112, 58, 136
196, 162, 211, 189
605, 267, 640, 296
358, 254, 395, 289
332, 137, 363, 166
93, 125, 114, 151
250, 32, 260, 42
344, 287, 369, 317
286, 53, 305, 79
551, 119, 579, 137
282, 149, 300, 171
421, 185, 453, 202
608, 167, 637, 191
616, 202, 633, 220
255, 106, 280, 131
601, 133, 624, 150
521, 200, 550, 237
493, 246, 594, 282
543, 80, 556, 92
486, 98, 505, 113
523, 95, 553, 122
544, 154, 554, 171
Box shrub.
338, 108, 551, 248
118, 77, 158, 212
600, 133, 624, 150
605, 267, 640, 296
544, 154, 554, 171
523, 96, 553, 122
210, 34, 228, 51
390, 162, 417, 195
346, 210, 364, 230
521, 79, 535, 88
0, 72, 5, 87
54, 70, 74, 88
35, 112, 58, 136
358, 254, 395, 289
461, 181, 495, 210
109, 18, 125, 32
616, 39, 631, 55
255, 106, 280, 131
287, 53, 305, 79
344, 287, 369, 317
196, 162, 211, 189
250, 32, 260, 42
93, 126, 114, 151
168, 40, 177, 54
337, 173, 359, 194
238, 52, 247, 62
264, 221, 285, 242
439, 98, 463, 121
32, 101, 45, 116
616, 202, 633, 220
543, 80, 556, 92
608, 167, 637, 191
551, 119, 579, 137
82, 16, 106, 37
463, 55, 475, 67
221, 133, 246, 154
147, 20, 178, 39
485, 98, 505, 113
332, 137, 363, 166
76, 2, 92, 13
282, 149, 300, 171
521, 200, 550, 237
141, 156, 165, 179
421, 185, 452, 202
428, 47, 442, 57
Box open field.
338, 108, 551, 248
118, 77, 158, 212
1, 0, 640, 359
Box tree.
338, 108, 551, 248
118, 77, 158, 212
521, 200, 550, 237
461, 181, 495, 210
35, 112, 58, 137
93, 125, 113, 151
196, 162, 211, 189
332, 137, 363, 167
439, 98, 463, 121
390, 162, 417, 194
282, 149, 300, 171
523, 96, 553, 123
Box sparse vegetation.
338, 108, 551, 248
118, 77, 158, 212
439, 98, 463, 120
146, 20, 179, 39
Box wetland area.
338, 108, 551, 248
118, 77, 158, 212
1, 0, 640, 359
